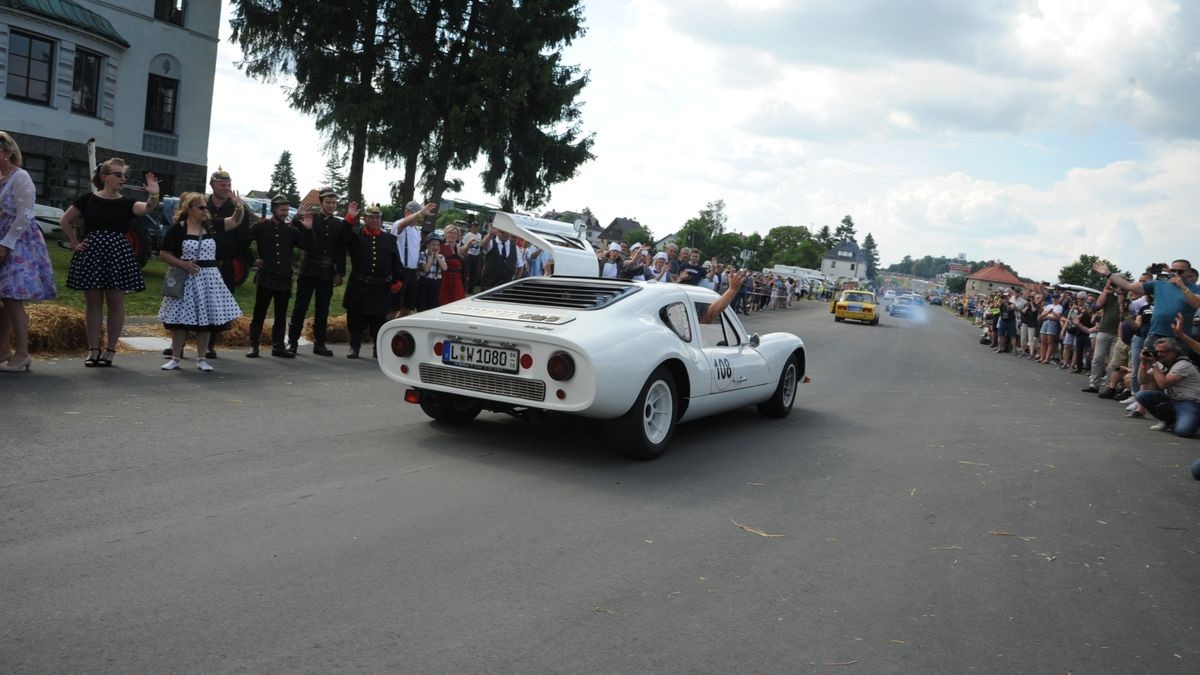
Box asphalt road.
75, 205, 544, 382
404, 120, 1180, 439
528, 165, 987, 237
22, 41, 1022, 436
2, 300, 1198, 673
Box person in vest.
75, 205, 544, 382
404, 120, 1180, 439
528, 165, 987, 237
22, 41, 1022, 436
245, 195, 311, 358
288, 186, 346, 356
479, 227, 521, 290
203, 169, 250, 358
337, 204, 401, 359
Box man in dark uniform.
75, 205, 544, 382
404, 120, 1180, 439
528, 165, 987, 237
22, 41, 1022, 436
245, 195, 311, 358
288, 186, 346, 356
479, 226, 520, 290
337, 204, 402, 359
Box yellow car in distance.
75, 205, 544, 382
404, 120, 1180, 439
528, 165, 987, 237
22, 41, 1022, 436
833, 290, 879, 325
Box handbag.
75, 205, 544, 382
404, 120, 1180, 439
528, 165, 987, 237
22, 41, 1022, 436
163, 266, 187, 298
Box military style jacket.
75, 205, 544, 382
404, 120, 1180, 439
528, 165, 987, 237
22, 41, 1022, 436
337, 225, 402, 316
295, 212, 347, 281
248, 217, 311, 292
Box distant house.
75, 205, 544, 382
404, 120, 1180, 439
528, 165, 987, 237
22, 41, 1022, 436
541, 209, 603, 247
820, 240, 868, 282
599, 217, 643, 244
965, 263, 1024, 295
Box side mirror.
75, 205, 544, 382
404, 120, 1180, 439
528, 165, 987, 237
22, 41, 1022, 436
748, 333, 760, 348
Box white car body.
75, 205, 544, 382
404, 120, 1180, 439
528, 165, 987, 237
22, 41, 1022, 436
34, 203, 63, 236
377, 212, 807, 458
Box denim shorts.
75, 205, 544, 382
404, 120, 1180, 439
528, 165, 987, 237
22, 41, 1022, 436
1040, 319, 1059, 335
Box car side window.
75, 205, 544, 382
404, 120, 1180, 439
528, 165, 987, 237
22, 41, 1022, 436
660, 302, 692, 342
694, 303, 739, 348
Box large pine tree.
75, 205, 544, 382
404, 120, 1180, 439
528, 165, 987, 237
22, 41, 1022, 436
321, 152, 349, 200
861, 232, 880, 279
267, 151, 299, 204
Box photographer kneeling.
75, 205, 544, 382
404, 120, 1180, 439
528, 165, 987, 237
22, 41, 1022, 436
1134, 336, 1200, 438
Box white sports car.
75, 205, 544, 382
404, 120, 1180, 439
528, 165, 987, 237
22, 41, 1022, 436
377, 213, 808, 459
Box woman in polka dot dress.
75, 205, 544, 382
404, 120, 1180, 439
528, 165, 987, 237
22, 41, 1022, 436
158, 192, 244, 372
61, 158, 157, 367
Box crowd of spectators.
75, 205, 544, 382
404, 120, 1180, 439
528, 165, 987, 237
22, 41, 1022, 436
963, 259, 1200, 443
591, 240, 832, 314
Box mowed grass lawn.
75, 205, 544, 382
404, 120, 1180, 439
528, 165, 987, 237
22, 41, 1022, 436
43, 236, 349, 317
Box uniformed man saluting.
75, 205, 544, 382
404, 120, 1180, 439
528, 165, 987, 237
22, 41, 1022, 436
288, 186, 353, 356
245, 195, 311, 358
336, 204, 402, 359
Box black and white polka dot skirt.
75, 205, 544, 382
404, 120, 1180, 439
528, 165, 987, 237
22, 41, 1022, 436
66, 230, 146, 293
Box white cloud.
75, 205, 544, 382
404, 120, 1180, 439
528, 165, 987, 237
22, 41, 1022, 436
207, 0, 1200, 284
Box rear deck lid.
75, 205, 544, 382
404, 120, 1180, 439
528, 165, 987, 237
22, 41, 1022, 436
490, 212, 598, 278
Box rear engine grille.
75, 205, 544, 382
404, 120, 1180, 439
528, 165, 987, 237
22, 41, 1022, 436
478, 278, 637, 310
419, 363, 546, 402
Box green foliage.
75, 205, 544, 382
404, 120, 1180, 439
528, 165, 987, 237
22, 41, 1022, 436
436, 208, 470, 230
267, 151, 299, 204
676, 199, 727, 253
945, 276, 966, 293
230, 0, 593, 210
1058, 254, 1122, 288
861, 232, 880, 279
833, 215, 857, 244
322, 152, 349, 200
886, 254, 1002, 279
620, 226, 653, 246
814, 225, 835, 251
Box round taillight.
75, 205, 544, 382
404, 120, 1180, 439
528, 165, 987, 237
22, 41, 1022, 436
433, 341, 444, 356
546, 351, 575, 381
391, 331, 415, 358
520, 353, 534, 370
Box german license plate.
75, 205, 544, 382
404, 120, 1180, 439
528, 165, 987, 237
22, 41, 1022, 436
443, 341, 519, 373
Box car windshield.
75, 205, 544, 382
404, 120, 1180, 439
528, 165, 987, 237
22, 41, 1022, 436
842, 293, 872, 303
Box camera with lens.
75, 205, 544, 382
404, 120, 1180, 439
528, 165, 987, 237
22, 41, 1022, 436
1142, 348, 1155, 360
1147, 262, 1170, 280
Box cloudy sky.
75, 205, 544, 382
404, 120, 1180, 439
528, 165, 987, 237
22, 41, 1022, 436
208, 0, 1200, 282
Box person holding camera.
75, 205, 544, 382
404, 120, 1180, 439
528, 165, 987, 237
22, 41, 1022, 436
1133, 336, 1199, 437
417, 232, 447, 311
1093, 259, 1199, 346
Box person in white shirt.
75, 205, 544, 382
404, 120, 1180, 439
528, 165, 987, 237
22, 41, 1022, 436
389, 200, 436, 318
460, 219, 483, 292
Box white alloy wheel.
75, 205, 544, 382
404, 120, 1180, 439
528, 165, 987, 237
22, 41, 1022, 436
642, 379, 674, 445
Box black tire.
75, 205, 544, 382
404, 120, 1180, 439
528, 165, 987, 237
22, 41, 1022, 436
872, 318, 879, 325
419, 392, 482, 424
126, 222, 153, 268
835, 316, 844, 322
758, 355, 799, 418
606, 366, 677, 461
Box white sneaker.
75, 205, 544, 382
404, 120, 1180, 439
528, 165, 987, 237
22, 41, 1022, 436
161, 358, 181, 371
1120, 396, 1136, 405
1125, 401, 1139, 411
1150, 422, 1172, 431
196, 359, 214, 372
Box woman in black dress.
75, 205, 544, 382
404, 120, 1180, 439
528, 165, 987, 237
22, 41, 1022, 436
60, 158, 159, 367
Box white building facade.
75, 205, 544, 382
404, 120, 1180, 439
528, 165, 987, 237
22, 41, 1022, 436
819, 240, 868, 282
0, 0, 219, 207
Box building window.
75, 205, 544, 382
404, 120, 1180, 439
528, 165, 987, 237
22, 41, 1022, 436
71, 49, 102, 116
24, 155, 48, 199
6, 31, 55, 105
154, 0, 186, 26
144, 75, 179, 134
65, 160, 93, 200
152, 174, 175, 198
